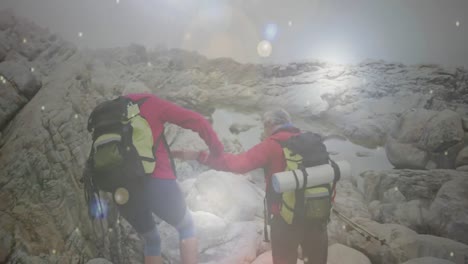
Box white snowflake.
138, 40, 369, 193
78, 32, 83, 38
30, 67, 35, 73
456, 21, 460, 27
22, 38, 27, 44
288, 21, 293, 27
41, 106, 45, 111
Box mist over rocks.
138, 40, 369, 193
1, 9, 468, 264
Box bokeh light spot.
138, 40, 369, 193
114, 187, 129, 205
263, 23, 278, 41
257, 40, 272, 57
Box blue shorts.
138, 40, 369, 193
115, 177, 188, 234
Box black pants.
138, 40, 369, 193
116, 177, 187, 234
271, 216, 328, 264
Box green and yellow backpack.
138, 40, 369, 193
82, 96, 162, 218
276, 132, 340, 224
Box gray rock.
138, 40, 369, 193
456, 165, 468, 172
419, 109, 464, 152
369, 199, 431, 233
160, 213, 259, 264
0, 61, 42, 99
0, 79, 28, 129
186, 170, 264, 222
0, 9, 15, 30
86, 258, 113, 264
401, 257, 455, 264
395, 108, 437, 143
0, 41, 7, 62
455, 146, 468, 167
358, 169, 460, 203
428, 177, 468, 245
385, 137, 428, 169
356, 151, 372, 157
229, 122, 255, 134
328, 180, 370, 245
462, 117, 468, 131
382, 187, 406, 203
328, 243, 371, 264
346, 218, 468, 264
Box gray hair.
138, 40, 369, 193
262, 108, 291, 126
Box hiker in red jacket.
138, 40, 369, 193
173, 109, 328, 264
108, 93, 224, 264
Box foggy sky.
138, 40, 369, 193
1, 0, 467, 67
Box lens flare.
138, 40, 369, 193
263, 23, 278, 41
90, 197, 109, 219
114, 187, 130, 205
257, 40, 272, 57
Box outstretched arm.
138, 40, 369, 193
196, 140, 272, 174
156, 96, 224, 156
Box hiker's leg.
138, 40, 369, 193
302, 220, 328, 264
116, 179, 160, 263
142, 227, 163, 264
175, 210, 197, 264
147, 178, 197, 264
271, 216, 300, 264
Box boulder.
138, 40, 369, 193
346, 218, 468, 264
386, 109, 466, 169
0, 9, 16, 30
327, 243, 371, 264
418, 109, 464, 152
401, 257, 455, 264
462, 117, 468, 131
428, 177, 468, 244
251, 251, 305, 264
358, 170, 459, 203
0, 61, 42, 99
385, 137, 428, 169
456, 165, 468, 172
186, 170, 264, 222
86, 259, 114, 264
328, 180, 370, 245
394, 109, 437, 143
455, 146, 468, 167
369, 199, 431, 233
160, 214, 259, 264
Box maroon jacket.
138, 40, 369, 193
197, 126, 301, 214
126, 93, 224, 180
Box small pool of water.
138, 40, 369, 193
211, 109, 393, 179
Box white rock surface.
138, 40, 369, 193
327, 243, 371, 264
186, 170, 264, 222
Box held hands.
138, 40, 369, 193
171, 150, 200, 161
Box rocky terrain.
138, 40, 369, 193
1, 9, 468, 264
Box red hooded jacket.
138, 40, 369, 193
125, 93, 224, 180
197, 126, 301, 214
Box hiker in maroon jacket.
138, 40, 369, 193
173, 109, 328, 264
116, 93, 224, 264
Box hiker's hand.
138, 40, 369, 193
172, 150, 199, 161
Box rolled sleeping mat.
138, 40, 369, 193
272, 160, 351, 193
